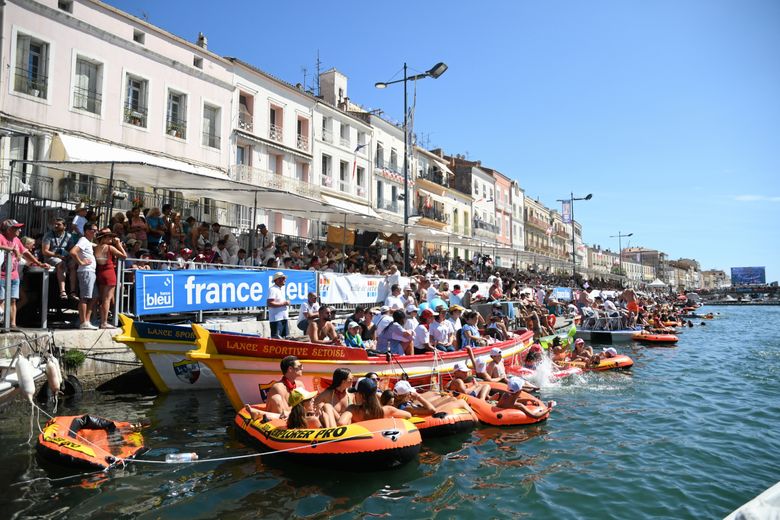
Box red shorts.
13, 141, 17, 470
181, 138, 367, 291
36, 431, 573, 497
627, 301, 639, 313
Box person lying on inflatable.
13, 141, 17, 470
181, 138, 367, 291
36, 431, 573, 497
496, 377, 554, 419
379, 380, 436, 416
447, 362, 491, 400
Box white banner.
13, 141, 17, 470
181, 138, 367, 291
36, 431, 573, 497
318, 273, 384, 304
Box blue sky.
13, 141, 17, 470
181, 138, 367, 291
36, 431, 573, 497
107, 0, 780, 282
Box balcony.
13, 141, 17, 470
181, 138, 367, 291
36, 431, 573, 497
297, 133, 309, 152
473, 219, 499, 235
526, 215, 549, 231
269, 124, 283, 142
166, 117, 187, 139
376, 160, 401, 174
14, 67, 48, 98
417, 166, 446, 186
321, 128, 333, 143
124, 102, 148, 127
73, 86, 101, 114
321, 174, 333, 188
555, 229, 569, 239
238, 111, 253, 133
377, 199, 399, 213
202, 131, 220, 149
230, 164, 320, 199
340, 135, 350, 148
495, 197, 511, 212
416, 203, 449, 225
356, 185, 367, 198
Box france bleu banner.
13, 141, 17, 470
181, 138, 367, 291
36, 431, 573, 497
135, 269, 316, 316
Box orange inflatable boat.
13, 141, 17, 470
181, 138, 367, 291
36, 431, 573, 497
406, 401, 477, 438
451, 383, 551, 427
561, 355, 634, 371
37, 415, 145, 469
632, 331, 678, 344
235, 408, 421, 470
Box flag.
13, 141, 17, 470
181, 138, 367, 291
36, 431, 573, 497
352, 142, 369, 180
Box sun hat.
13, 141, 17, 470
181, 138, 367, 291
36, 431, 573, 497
474, 356, 488, 373
272, 271, 286, 282
380, 305, 390, 313
393, 380, 416, 396
449, 305, 464, 312
287, 387, 317, 408
405, 304, 419, 313
507, 376, 525, 394
575, 338, 585, 346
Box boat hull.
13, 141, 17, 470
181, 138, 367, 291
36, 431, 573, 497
575, 328, 642, 344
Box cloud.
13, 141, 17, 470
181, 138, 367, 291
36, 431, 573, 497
735, 195, 780, 202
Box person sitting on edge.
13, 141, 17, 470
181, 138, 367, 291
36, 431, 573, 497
307, 306, 342, 345
315, 368, 354, 414
430, 305, 456, 352
263, 356, 303, 417
413, 309, 436, 354
447, 362, 491, 400
380, 380, 436, 416
338, 377, 410, 425
460, 310, 488, 348
466, 346, 520, 387
496, 377, 552, 419
297, 291, 320, 334
376, 309, 414, 355
384, 283, 405, 311
343, 321, 365, 349
280, 387, 338, 429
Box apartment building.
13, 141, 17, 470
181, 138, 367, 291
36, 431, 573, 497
510, 181, 525, 257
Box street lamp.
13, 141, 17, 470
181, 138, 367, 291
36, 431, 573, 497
557, 192, 592, 287
610, 231, 633, 283
375, 62, 448, 274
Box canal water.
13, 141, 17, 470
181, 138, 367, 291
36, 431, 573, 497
1, 306, 778, 519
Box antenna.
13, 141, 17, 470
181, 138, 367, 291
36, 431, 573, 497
301, 67, 308, 91
315, 50, 322, 97
140, 10, 149, 21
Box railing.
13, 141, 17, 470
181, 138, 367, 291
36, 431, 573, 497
14, 67, 48, 98
269, 124, 283, 142
376, 160, 401, 174
417, 167, 445, 186
416, 204, 449, 224
238, 112, 253, 133
229, 164, 320, 199
473, 219, 499, 234
124, 102, 148, 127
297, 133, 309, 151
73, 86, 101, 114
555, 229, 569, 239
321, 174, 333, 188
0, 169, 54, 200
340, 136, 350, 148
321, 128, 333, 143
377, 199, 399, 213
526, 215, 549, 231
202, 132, 221, 149
166, 117, 187, 139
338, 179, 349, 193
355, 185, 367, 198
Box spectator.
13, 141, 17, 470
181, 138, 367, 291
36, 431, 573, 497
297, 291, 319, 333
384, 284, 404, 310
256, 223, 274, 260
70, 223, 99, 329
128, 206, 148, 248
41, 217, 76, 300
0, 219, 48, 327
146, 207, 166, 255
94, 228, 127, 329
267, 271, 289, 339
71, 203, 88, 236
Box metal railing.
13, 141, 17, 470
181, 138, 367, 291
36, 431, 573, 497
339, 136, 350, 148
229, 164, 321, 199
377, 199, 399, 213
417, 167, 446, 186
416, 204, 449, 224
0, 169, 54, 200
269, 124, 283, 142
321, 128, 333, 143
202, 131, 221, 149
526, 216, 549, 231
166, 117, 187, 139
473, 219, 499, 233
124, 102, 148, 127
297, 133, 309, 151
14, 67, 48, 98
239, 112, 253, 133
73, 86, 101, 113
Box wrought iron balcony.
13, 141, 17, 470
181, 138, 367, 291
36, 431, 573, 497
377, 199, 399, 213
230, 164, 321, 199
269, 124, 283, 142
14, 67, 48, 98
238, 111, 253, 133
416, 204, 449, 224
166, 117, 187, 139
73, 86, 101, 114
202, 131, 220, 149
321, 128, 333, 143
417, 167, 445, 186
473, 219, 499, 234
297, 133, 309, 151
526, 215, 549, 231
124, 102, 148, 127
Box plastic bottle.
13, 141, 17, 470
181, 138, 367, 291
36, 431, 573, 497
165, 452, 198, 463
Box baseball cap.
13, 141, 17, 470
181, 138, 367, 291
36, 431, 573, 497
288, 387, 317, 408
474, 356, 488, 373
453, 361, 469, 373
575, 338, 585, 346
346, 321, 360, 330
393, 380, 416, 396
507, 376, 525, 394
420, 309, 434, 320
348, 377, 378, 395
602, 347, 618, 358
1, 219, 24, 230
449, 305, 464, 312
489, 347, 502, 358
405, 304, 419, 313
380, 305, 390, 313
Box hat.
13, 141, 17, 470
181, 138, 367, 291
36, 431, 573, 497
405, 304, 419, 313
347, 321, 360, 329
602, 347, 618, 358
449, 305, 464, 312
369, 306, 381, 315
348, 377, 378, 395
126, 238, 139, 246
452, 361, 469, 373
180, 248, 193, 256
575, 338, 585, 346
288, 387, 318, 408
272, 271, 286, 282
393, 380, 416, 396
474, 356, 488, 373
490, 347, 502, 358
165, 251, 177, 260
259, 223, 267, 228
435, 304, 447, 313
507, 376, 525, 394
75, 202, 88, 211
380, 305, 390, 313
1, 219, 24, 230
420, 309, 434, 320
403, 286, 412, 292
95, 227, 116, 240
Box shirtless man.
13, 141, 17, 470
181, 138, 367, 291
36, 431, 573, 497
261, 356, 303, 417
622, 288, 639, 327
306, 306, 342, 344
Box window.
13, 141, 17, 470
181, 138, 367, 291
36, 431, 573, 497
133, 29, 145, 44
239, 94, 253, 132
390, 149, 398, 171
339, 161, 349, 191
236, 145, 250, 165
482, 185, 486, 199
58, 0, 73, 13
321, 116, 332, 143
124, 74, 148, 127
14, 33, 49, 98
321, 154, 332, 186
340, 123, 349, 147
376, 142, 384, 168
166, 90, 187, 138
490, 188, 494, 201
473, 180, 478, 194
296, 116, 309, 151
376, 180, 384, 204
269, 105, 283, 142
356, 167, 365, 196
73, 57, 102, 114
193, 56, 203, 69
202, 104, 220, 148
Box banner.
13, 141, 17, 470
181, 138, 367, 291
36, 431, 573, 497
561, 200, 572, 224
318, 272, 383, 304
135, 269, 316, 316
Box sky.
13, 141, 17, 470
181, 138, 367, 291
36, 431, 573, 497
106, 0, 780, 282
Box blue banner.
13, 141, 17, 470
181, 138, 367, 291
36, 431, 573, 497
134, 269, 316, 316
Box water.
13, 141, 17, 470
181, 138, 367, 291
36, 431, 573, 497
2, 306, 779, 519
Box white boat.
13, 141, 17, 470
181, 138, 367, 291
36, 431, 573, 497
575, 328, 644, 344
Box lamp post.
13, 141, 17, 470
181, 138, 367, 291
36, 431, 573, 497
610, 231, 633, 284
557, 192, 592, 287
375, 61, 448, 274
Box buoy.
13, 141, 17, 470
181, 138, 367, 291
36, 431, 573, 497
45, 359, 62, 396
16, 356, 35, 403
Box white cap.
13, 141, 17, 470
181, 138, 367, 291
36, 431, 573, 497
602, 347, 618, 357
406, 304, 419, 313
490, 347, 502, 357
507, 376, 525, 393
474, 356, 488, 373
452, 361, 469, 373
393, 380, 416, 395
380, 305, 390, 313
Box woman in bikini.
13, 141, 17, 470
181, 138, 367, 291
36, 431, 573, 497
315, 368, 354, 414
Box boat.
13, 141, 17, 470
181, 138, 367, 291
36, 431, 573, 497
114, 315, 222, 392
506, 364, 583, 380
188, 324, 534, 411
234, 408, 421, 470
560, 355, 634, 371
632, 331, 678, 344
574, 328, 644, 344
37, 415, 145, 469
406, 403, 477, 438
452, 382, 551, 426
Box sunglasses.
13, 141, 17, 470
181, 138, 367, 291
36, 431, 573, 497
293, 364, 303, 370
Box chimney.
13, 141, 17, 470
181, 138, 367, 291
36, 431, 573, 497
196, 32, 207, 49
